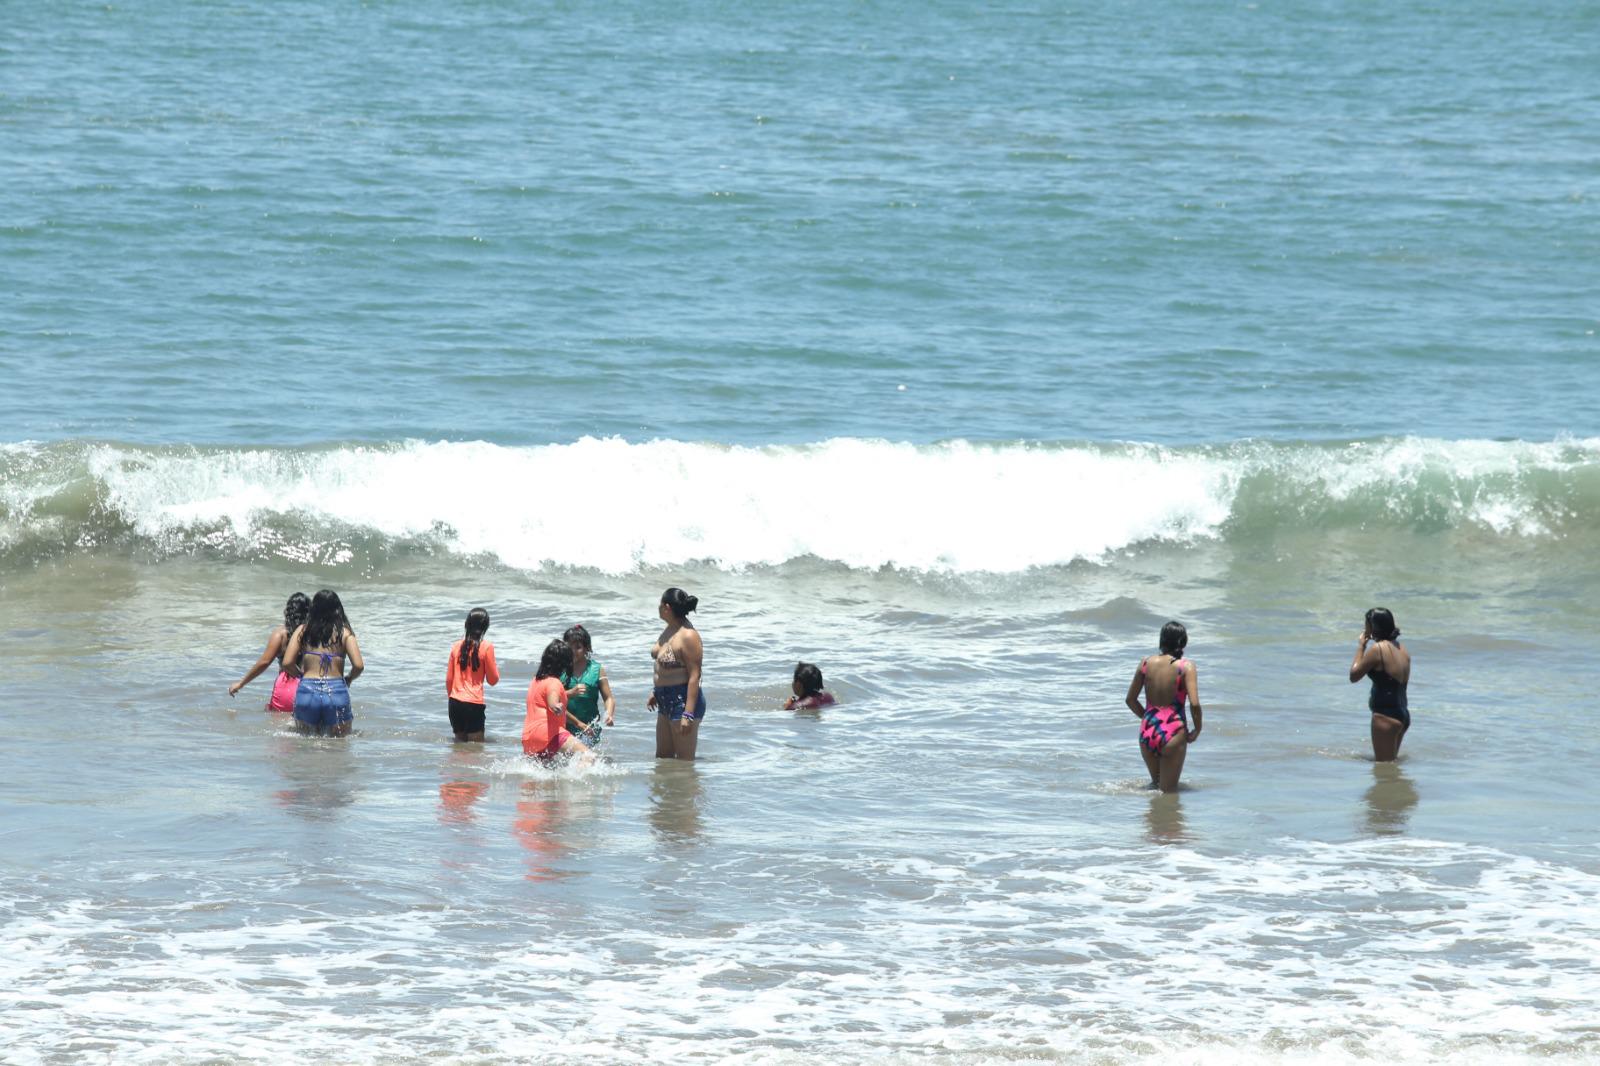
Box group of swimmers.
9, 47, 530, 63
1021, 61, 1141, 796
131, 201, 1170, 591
230, 589, 1410, 789
229, 586, 839, 763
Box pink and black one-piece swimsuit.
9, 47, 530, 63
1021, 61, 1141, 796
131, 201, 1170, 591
1139, 657, 1189, 755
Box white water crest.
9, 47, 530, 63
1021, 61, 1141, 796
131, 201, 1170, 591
4, 436, 1598, 573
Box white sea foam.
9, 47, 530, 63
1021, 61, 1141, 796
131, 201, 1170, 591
5, 436, 1597, 572
2, 839, 1597, 1064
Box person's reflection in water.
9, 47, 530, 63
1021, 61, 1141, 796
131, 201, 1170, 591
439, 780, 489, 825
270, 734, 358, 820
1363, 762, 1419, 835
438, 746, 491, 827
648, 760, 704, 844
514, 781, 577, 882
1144, 791, 1188, 844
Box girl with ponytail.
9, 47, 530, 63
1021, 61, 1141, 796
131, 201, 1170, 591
229, 592, 311, 712
446, 608, 499, 742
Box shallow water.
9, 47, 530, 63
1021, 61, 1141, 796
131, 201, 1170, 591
4, 544, 1598, 1063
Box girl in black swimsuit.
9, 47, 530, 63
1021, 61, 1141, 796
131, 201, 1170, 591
1348, 607, 1410, 762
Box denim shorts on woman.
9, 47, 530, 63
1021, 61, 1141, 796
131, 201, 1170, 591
293, 676, 352, 731
654, 683, 706, 722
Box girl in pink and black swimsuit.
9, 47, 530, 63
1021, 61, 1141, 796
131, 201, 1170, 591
1124, 621, 1204, 794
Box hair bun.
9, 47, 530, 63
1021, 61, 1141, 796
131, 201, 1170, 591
662, 587, 699, 617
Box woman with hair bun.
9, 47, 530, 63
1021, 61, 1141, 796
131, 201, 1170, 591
648, 587, 705, 760
228, 592, 310, 712
1349, 607, 1411, 761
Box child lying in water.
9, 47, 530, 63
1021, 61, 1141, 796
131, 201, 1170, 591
784, 661, 836, 710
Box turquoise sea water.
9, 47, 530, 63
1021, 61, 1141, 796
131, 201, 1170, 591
4, 2, 1600, 1064
4, 1, 1597, 444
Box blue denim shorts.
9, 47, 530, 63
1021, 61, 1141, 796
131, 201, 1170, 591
293, 677, 352, 731
654, 684, 706, 722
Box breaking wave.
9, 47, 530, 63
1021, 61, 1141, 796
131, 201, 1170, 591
2, 436, 1596, 573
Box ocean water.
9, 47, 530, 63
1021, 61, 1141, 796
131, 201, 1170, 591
3, 1, 1599, 1063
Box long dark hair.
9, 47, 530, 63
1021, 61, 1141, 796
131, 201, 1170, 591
1366, 607, 1400, 643
794, 661, 825, 698
536, 639, 573, 681
302, 589, 351, 650
459, 608, 490, 669
661, 587, 698, 621
280, 592, 310, 664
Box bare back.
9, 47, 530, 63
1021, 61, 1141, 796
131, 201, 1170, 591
1141, 654, 1187, 707
290, 624, 350, 679
1371, 640, 1410, 684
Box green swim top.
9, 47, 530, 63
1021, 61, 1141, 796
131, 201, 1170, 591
561, 658, 603, 725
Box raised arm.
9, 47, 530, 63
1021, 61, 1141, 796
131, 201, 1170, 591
230, 627, 286, 696
1125, 660, 1147, 717
1349, 626, 1380, 683
344, 628, 364, 684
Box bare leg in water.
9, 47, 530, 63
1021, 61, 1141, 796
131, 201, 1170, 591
1371, 713, 1407, 762
1140, 732, 1188, 793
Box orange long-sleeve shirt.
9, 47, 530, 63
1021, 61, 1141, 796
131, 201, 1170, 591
446, 639, 499, 703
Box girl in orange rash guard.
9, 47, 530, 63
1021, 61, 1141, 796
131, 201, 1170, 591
523, 639, 593, 762
446, 608, 498, 742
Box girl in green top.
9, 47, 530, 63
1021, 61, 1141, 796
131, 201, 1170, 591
561, 624, 615, 747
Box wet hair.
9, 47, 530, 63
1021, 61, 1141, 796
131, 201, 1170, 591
535, 638, 573, 681
562, 624, 592, 655
1366, 607, 1400, 642
280, 592, 310, 664
302, 589, 351, 650
1159, 621, 1188, 658
793, 661, 825, 698
661, 587, 699, 620
459, 608, 490, 670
